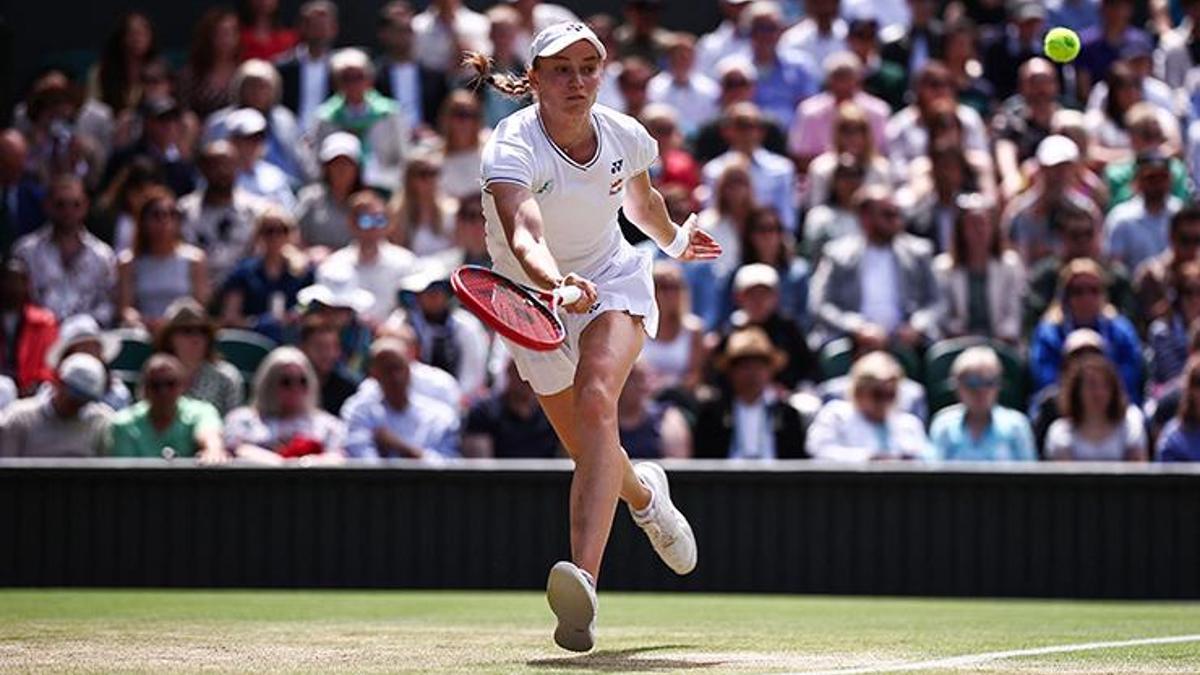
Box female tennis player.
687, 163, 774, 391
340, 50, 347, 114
465, 22, 721, 652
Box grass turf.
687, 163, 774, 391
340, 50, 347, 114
0, 590, 1198, 673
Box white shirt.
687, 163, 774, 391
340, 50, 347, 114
388, 62, 422, 125
647, 72, 720, 136
341, 387, 460, 459
297, 48, 329, 130
481, 104, 660, 282
859, 244, 901, 331
320, 243, 418, 322
696, 22, 749, 75
730, 392, 777, 459
841, 0, 911, 32
779, 19, 848, 74
236, 162, 296, 211
701, 148, 798, 233
412, 7, 492, 72
806, 399, 933, 461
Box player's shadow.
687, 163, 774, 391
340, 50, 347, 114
527, 644, 724, 672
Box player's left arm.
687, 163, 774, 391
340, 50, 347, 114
622, 171, 721, 261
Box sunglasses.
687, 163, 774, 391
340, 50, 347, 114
960, 374, 1000, 391
262, 226, 290, 237
1068, 284, 1103, 297
450, 108, 479, 120
357, 212, 389, 230
146, 207, 183, 220
866, 386, 898, 402
175, 326, 208, 336
752, 225, 782, 234
722, 78, 751, 89
53, 198, 85, 208
146, 378, 180, 392
732, 118, 761, 130
278, 375, 309, 389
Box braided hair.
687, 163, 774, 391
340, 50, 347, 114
462, 52, 534, 100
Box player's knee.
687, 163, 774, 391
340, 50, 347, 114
574, 380, 617, 424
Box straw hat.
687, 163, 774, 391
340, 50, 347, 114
715, 327, 787, 373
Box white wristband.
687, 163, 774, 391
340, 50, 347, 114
661, 226, 689, 259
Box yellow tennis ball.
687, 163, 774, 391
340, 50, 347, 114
1044, 27, 1081, 64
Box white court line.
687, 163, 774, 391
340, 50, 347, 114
797, 634, 1200, 674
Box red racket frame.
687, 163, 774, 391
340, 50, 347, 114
450, 265, 568, 352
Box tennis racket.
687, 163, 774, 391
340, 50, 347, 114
450, 265, 584, 351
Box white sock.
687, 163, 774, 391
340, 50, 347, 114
632, 479, 656, 519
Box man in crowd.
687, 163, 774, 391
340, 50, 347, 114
0, 129, 44, 256
788, 51, 890, 173
276, 0, 339, 129
374, 2, 450, 129
702, 102, 797, 233
1106, 152, 1183, 273
646, 33, 719, 138
299, 317, 359, 416
179, 140, 267, 287
319, 190, 417, 324
993, 58, 1062, 200
463, 356, 560, 458
744, 1, 815, 129
103, 97, 196, 197
226, 109, 296, 210
716, 263, 814, 390
0, 353, 112, 457
107, 354, 226, 461
1133, 203, 1200, 328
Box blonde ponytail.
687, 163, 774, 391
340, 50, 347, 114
462, 51, 534, 100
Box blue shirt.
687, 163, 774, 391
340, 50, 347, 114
753, 52, 816, 131
1047, 0, 1101, 33
1077, 26, 1152, 80
1156, 418, 1200, 462
221, 256, 315, 318
929, 404, 1037, 462
340, 385, 460, 459
1105, 196, 1181, 273
1029, 314, 1144, 404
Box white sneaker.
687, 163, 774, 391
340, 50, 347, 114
631, 462, 697, 575
546, 561, 597, 652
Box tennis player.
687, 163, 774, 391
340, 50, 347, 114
465, 22, 721, 652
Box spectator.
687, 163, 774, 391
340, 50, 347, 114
942, 17, 994, 117
298, 317, 358, 416
179, 140, 267, 287
813, 340, 930, 423
696, 160, 754, 281
238, 0, 298, 62
396, 262, 490, 400
388, 152, 457, 257
374, 2, 451, 129
103, 97, 196, 198
879, 0, 942, 85
321, 190, 418, 324
808, 185, 940, 351
932, 194, 1026, 343
993, 58, 1061, 201
844, 14, 907, 111
1084, 63, 1149, 166
107, 58, 188, 157
95, 156, 165, 256
313, 48, 411, 191
428, 195, 489, 272
116, 189, 210, 332
341, 338, 459, 460
295, 132, 361, 252
642, 105, 702, 193
224, 346, 345, 464
979, 1, 1045, 102
0, 258, 57, 396
0, 129, 45, 256
899, 141, 986, 254
1049, 110, 1111, 210
802, 155, 866, 261
1105, 152, 1183, 272
107, 354, 226, 462
806, 350, 933, 461
697, 0, 753, 74
1048, 0, 1102, 34
155, 299, 244, 416
885, 61, 990, 181
789, 53, 890, 175
1045, 352, 1148, 461
803, 100, 889, 207
1147, 262, 1200, 397
929, 346, 1037, 461
42, 314, 131, 411
643, 261, 707, 398
226, 108, 296, 210
1030, 327, 1106, 452
374, 315, 462, 410
647, 33, 720, 138
1107, 105, 1190, 209
504, 0, 579, 57
613, 57, 655, 120
0, 353, 112, 458
1030, 258, 1143, 403
780, 0, 846, 70
463, 356, 560, 458
205, 59, 319, 189
481, 5, 533, 127
217, 206, 314, 337
615, 0, 674, 66
694, 327, 806, 459
91, 12, 158, 114
12, 176, 116, 325
618, 359, 693, 459
1086, 44, 1183, 146
743, 1, 816, 129
1076, 0, 1152, 99
1155, 354, 1200, 461
739, 206, 811, 326
437, 91, 488, 200
276, 0, 338, 128
1004, 135, 1092, 263
716, 261, 813, 390
702, 102, 797, 234
1133, 203, 1200, 329
1158, 0, 1200, 88
693, 57, 789, 162
296, 265, 375, 373
178, 8, 241, 119
412, 0, 491, 74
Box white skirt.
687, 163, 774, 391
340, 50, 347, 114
501, 244, 659, 396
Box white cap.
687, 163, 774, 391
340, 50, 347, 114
47, 314, 120, 367
399, 260, 452, 294
529, 21, 607, 63
226, 108, 268, 137
1036, 134, 1080, 167
733, 263, 780, 292
319, 132, 362, 163
298, 263, 375, 313
58, 353, 107, 402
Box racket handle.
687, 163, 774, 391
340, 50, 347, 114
553, 285, 583, 305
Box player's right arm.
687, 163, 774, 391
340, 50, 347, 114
487, 182, 597, 312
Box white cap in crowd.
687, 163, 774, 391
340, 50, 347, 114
1036, 134, 1080, 167
226, 108, 268, 137
319, 132, 362, 164
733, 263, 780, 293
58, 353, 108, 403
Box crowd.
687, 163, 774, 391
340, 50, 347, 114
5, 0, 1200, 463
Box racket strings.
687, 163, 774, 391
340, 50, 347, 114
460, 272, 562, 342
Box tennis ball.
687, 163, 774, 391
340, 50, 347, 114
1044, 27, 1081, 64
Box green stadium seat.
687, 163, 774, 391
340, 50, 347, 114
216, 329, 276, 382
818, 337, 923, 382
109, 328, 154, 392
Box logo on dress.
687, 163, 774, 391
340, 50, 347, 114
609, 178, 624, 195
610, 159, 624, 174
535, 179, 554, 194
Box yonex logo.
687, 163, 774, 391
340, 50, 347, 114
611, 159, 624, 174
535, 179, 554, 194
567, 23, 585, 32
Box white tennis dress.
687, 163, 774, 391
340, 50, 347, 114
481, 103, 661, 396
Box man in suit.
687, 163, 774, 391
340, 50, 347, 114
880, 0, 943, 91
808, 185, 941, 351
694, 327, 807, 460
276, 0, 339, 129
373, 1, 449, 130
0, 129, 44, 257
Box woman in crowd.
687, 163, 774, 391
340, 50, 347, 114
295, 132, 362, 254
932, 194, 1026, 343
696, 159, 755, 280
929, 347, 1036, 461
736, 206, 810, 328
387, 151, 457, 257
642, 261, 707, 399
1147, 262, 1200, 400
155, 298, 244, 416
436, 91, 489, 200
117, 189, 210, 331
95, 156, 164, 254
237, 0, 297, 62
642, 104, 701, 193
223, 346, 345, 464
218, 206, 314, 337
617, 359, 693, 460
1085, 62, 1144, 167
802, 155, 866, 261
179, 8, 242, 119
1155, 354, 1200, 461
909, 101, 996, 201
804, 103, 890, 210
92, 12, 158, 113
1044, 353, 1148, 461
942, 18, 994, 118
